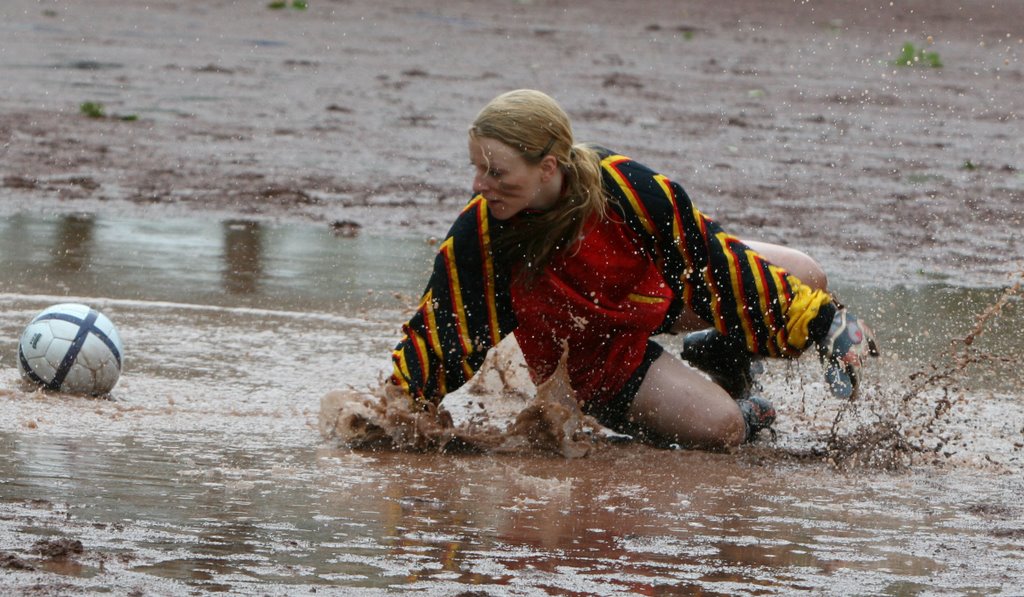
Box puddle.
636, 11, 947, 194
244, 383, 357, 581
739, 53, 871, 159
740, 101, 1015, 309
2, 213, 1020, 384
0, 213, 435, 313
1, 213, 1022, 595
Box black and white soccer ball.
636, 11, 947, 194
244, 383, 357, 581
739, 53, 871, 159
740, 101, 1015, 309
17, 303, 124, 395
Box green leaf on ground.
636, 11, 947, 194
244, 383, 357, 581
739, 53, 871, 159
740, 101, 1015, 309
80, 102, 105, 118
893, 42, 943, 68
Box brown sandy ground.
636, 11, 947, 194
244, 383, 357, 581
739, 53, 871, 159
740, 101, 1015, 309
0, 0, 1020, 287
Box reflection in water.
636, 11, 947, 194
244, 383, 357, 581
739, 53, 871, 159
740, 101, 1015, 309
0, 213, 434, 313
222, 220, 264, 295
51, 213, 95, 273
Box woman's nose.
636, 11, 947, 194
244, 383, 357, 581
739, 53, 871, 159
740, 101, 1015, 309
472, 173, 488, 194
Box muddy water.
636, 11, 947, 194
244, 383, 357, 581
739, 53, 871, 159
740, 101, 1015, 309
0, 213, 437, 312
1, 214, 1023, 595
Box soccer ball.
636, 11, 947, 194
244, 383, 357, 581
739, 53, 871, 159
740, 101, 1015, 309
17, 303, 124, 395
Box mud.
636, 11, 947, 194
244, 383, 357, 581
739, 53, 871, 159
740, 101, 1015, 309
1, 0, 1023, 594
2, 0, 1022, 285
31, 538, 85, 559
320, 342, 608, 458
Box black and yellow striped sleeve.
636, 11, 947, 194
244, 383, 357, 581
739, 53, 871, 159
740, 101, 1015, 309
601, 153, 832, 357
391, 196, 517, 403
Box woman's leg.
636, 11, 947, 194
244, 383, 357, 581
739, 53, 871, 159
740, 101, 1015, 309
669, 240, 828, 334
627, 352, 746, 450
744, 240, 829, 292
632, 240, 819, 447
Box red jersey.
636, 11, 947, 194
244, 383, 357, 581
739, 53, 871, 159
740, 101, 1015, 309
511, 212, 672, 403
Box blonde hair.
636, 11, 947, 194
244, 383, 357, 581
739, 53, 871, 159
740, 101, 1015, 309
469, 89, 607, 282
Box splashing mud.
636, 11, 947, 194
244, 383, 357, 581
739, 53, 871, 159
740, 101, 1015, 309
319, 342, 608, 458
317, 276, 1024, 472
792, 273, 1024, 471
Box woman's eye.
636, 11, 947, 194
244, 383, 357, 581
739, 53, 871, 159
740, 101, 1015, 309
471, 163, 503, 179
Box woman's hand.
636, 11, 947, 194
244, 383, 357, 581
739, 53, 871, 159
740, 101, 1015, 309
383, 381, 414, 408
816, 308, 879, 398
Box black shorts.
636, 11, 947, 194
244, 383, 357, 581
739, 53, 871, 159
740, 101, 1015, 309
583, 340, 664, 437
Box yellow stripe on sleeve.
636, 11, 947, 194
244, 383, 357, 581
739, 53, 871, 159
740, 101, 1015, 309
422, 290, 443, 361
476, 203, 501, 346
653, 174, 683, 248
440, 238, 473, 355
393, 350, 412, 391
716, 232, 757, 352
784, 277, 831, 350
409, 329, 430, 386
745, 250, 778, 356
602, 155, 656, 237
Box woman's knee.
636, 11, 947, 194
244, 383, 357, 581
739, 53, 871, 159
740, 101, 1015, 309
627, 354, 747, 450
656, 405, 746, 451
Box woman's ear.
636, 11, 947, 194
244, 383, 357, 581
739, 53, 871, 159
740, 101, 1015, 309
539, 154, 559, 180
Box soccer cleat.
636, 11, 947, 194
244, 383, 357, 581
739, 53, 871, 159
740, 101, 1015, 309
736, 395, 777, 442
681, 329, 759, 400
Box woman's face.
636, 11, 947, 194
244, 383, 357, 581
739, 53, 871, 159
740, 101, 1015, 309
468, 136, 555, 220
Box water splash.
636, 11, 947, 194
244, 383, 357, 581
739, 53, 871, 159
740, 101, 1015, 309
822, 272, 1024, 470
318, 344, 610, 458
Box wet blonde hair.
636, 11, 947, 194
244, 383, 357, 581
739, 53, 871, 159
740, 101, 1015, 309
469, 89, 607, 281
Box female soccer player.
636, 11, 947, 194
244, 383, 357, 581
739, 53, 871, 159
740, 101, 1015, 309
389, 89, 876, 450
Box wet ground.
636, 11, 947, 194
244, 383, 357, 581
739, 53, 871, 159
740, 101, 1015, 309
1, 213, 1022, 595
1, 0, 1023, 594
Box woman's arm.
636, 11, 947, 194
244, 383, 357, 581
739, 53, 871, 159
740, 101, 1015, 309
601, 153, 835, 358
390, 196, 517, 403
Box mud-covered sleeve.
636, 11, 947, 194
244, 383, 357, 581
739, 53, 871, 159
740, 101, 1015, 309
601, 154, 835, 357
390, 195, 517, 403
